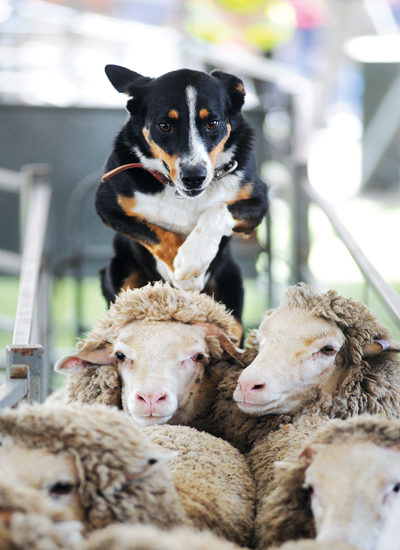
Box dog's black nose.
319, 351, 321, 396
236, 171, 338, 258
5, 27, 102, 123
179, 165, 208, 188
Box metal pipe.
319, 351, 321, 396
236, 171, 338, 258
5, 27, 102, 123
12, 166, 51, 346
0, 379, 28, 409
303, 180, 400, 329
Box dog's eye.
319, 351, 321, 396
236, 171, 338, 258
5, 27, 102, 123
115, 352, 126, 362
207, 120, 219, 130
159, 123, 171, 132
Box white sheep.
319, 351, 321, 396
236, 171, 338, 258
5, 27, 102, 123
80, 524, 358, 550
0, 479, 83, 550
0, 402, 255, 547
205, 283, 400, 548
81, 524, 242, 550
81, 524, 357, 550
54, 282, 244, 432
254, 415, 400, 550
211, 284, 400, 454
143, 424, 255, 546
271, 542, 357, 550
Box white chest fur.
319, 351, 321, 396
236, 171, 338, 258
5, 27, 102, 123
133, 172, 243, 236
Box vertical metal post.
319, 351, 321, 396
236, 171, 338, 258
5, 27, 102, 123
6, 345, 44, 403
291, 163, 310, 284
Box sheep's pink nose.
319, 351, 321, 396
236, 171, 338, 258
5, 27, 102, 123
239, 381, 266, 400
136, 392, 167, 413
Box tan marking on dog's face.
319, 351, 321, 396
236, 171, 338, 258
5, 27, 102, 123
168, 110, 178, 119
143, 128, 178, 181
209, 124, 231, 168
199, 108, 210, 119
236, 82, 245, 94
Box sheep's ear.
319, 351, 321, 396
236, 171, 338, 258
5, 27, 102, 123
387, 444, 400, 453
193, 323, 245, 366
54, 349, 115, 374
299, 446, 318, 460
362, 339, 400, 358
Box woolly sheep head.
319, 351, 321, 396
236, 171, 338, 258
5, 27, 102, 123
234, 284, 400, 416
276, 417, 400, 550
0, 403, 180, 532
55, 283, 242, 427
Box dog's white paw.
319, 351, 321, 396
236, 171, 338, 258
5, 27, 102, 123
172, 273, 206, 291
173, 244, 213, 281
173, 203, 235, 280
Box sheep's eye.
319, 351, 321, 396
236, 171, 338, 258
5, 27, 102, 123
159, 123, 171, 132
393, 483, 400, 493
321, 346, 336, 356
115, 352, 126, 362
49, 481, 74, 496
192, 353, 204, 362
207, 120, 219, 130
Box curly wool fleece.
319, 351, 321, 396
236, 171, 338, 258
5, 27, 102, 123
0, 403, 186, 532
210, 283, 400, 454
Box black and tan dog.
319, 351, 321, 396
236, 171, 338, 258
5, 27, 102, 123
96, 64, 268, 339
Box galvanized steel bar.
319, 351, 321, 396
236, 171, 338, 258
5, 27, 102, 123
302, 179, 400, 329
0, 379, 28, 409
12, 166, 51, 346
6, 345, 44, 403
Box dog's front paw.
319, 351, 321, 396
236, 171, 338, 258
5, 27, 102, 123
172, 273, 206, 291
173, 244, 212, 281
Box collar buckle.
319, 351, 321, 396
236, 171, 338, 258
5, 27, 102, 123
214, 160, 238, 181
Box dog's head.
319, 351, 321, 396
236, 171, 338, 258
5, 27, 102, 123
105, 64, 246, 198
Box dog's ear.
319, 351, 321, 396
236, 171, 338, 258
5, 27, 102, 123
211, 70, 246, 113
105, 64, 152, 96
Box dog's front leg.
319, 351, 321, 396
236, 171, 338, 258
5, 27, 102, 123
173, 203, 235, 282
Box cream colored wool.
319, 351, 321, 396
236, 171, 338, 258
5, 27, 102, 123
211, 284, 400, 455
0, 403, 187, 532
0, 480, 83, 550
82, 524, 241, 550
144, 424, 256, 547
206, 284, 400, 549
1, 513, 82, 550
247, 414, 329, 500
254, 415, 400, 548
271, 542, 357, 550
61, 282, 239, 432
0, 404, 254, 548
75, 281, 239, 354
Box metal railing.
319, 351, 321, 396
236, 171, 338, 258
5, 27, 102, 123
184, 42, 400, 330
0, 165, 51, 408
294, 175, 400, 332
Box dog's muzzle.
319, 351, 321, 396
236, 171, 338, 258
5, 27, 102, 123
102, 160, 238, 200
174, 160, 238, 199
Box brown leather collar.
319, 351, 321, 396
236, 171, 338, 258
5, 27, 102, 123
102, 160, 238, 185
102, 163, 172, 185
